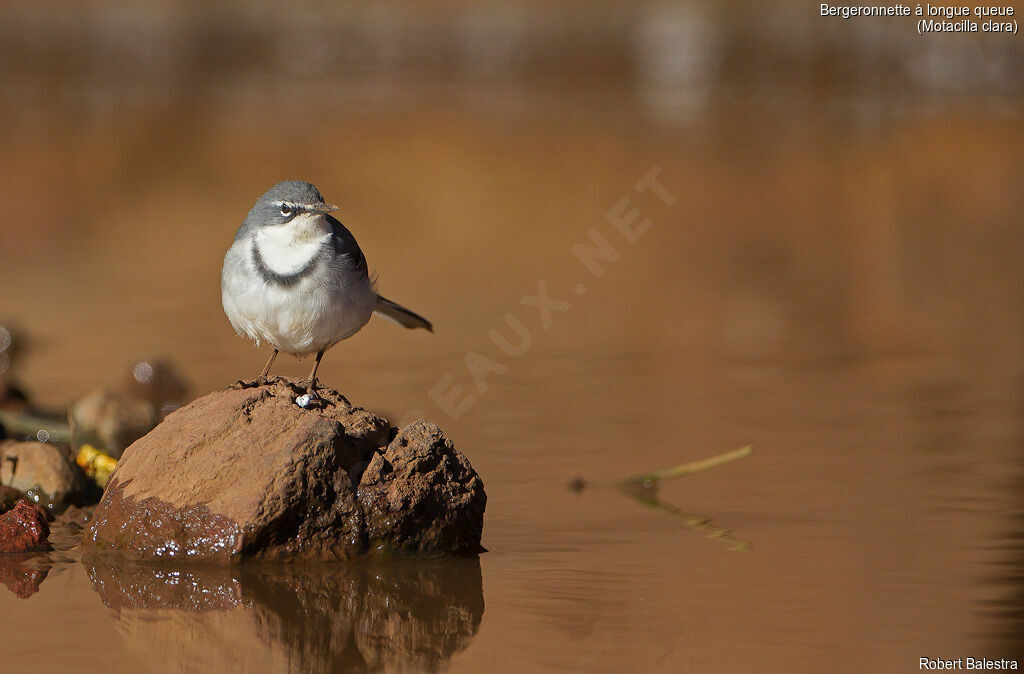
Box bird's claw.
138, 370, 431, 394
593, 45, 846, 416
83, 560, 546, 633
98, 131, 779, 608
232, 376, 274, 390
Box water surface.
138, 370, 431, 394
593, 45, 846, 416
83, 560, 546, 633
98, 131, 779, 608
0, 84, 1022, 672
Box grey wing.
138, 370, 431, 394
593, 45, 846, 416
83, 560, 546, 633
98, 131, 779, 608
327, 214, 368, 277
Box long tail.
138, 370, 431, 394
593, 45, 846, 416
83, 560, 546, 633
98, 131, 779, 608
373, 294, 433, 332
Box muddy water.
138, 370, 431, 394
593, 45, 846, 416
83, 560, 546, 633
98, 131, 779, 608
0, 92, 1022, 673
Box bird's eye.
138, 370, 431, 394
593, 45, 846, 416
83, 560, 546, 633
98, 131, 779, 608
280, 204, 293, 217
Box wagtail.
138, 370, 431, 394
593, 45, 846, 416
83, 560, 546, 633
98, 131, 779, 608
221, 180, 431, 393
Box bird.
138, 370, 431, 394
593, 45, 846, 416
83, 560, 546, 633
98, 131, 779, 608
221, 180, 432, 394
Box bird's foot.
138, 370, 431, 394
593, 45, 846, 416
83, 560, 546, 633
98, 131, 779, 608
294, 380, 322, 409
231, 375, 275, 390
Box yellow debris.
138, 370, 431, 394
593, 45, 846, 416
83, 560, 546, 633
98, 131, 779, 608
76, 444, 118, 489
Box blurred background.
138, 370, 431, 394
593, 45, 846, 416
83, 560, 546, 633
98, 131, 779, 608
1, 1, 1023, 672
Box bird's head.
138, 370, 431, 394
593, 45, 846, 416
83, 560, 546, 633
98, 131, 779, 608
246, 180, 339, 228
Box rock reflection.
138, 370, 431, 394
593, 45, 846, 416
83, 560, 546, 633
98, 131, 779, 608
84, 556, 484, 673
0, 552, 50, 598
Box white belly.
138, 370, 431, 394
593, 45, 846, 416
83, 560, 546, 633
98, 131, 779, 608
221, 227, 374, 355
224, 274, 374, 354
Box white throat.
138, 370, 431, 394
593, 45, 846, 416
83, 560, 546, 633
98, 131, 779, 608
254, 213, 332, 275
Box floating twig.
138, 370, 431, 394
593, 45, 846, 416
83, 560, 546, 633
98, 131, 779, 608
617, 445, 754, 552
621, 445, 753, 486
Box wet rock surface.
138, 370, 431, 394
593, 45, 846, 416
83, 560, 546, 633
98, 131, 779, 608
0, 499, 50, 553
0, 440, 86, 514
84, 380, 485, 562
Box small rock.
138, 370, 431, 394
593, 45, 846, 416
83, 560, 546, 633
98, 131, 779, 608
0, 440, 86, 514
0, 500, 50, 553
0, 485, 25, 513
58, 504, 93, 529
50, 504, 95, 550
359, 421, 486, 555
84, 380, 486, 562
294, 393, 314, 408
69, 389, 161, 459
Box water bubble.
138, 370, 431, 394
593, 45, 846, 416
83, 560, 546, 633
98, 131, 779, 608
133, 361, 155, 384
36, 429, 50, 443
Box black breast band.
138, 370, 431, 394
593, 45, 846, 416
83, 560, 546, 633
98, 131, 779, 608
251, 241, 326, 287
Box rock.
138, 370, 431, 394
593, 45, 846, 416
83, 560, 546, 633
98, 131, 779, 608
69, 360, 190, 458
359, 421, 486, 554
0, 485, 53, 524
51, 505, 95, 550
0, 500, 50, 553
84, 380, 486, 562
70, 389, 161, 459
59, 504, 94, 529
0, 440, 86, 514
0, 485, 25, 513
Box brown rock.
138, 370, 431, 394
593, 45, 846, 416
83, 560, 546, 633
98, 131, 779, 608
84, 380, 485, 562
0, 440, 86, 514
0, 485, 54, 524
0, 485, 25, 513
359, 421, 486, 555
50, 504, 95, 550
69, 389, 161, 458
0, 499, 50, 553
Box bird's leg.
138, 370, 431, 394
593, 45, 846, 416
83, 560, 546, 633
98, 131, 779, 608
302, 350, 325, 394
233, 348, 279, 389
257, 349, 279, 384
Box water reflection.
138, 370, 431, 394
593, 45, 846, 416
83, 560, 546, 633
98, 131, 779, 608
83, 556, 484, 673
0, 552, 50, 598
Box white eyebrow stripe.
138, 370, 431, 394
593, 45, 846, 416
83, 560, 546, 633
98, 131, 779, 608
272, 200, 310, 210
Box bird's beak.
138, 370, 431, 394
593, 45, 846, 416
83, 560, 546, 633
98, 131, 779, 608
313, 203, 339, 214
